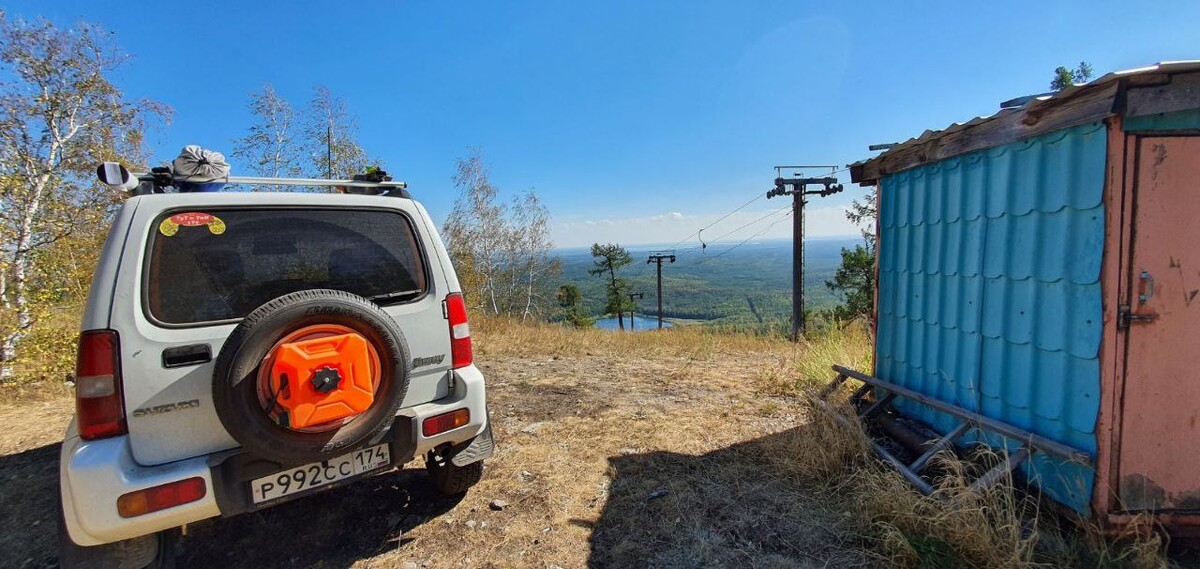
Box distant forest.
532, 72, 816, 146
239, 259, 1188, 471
558, 237, 860, 330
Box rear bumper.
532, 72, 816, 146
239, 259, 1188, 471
61, 364, 492, 546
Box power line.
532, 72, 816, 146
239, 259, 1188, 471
676, 204, 792, 253
692, 210, 791, 266
665, 192, 764, 250
692, 209, 793, 266
658, 167, 851, 253
670, 169, 850, 253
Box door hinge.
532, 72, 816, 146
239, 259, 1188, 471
1118, 304, 1158, 330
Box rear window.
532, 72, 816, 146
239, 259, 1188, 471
145, 208, 427, 325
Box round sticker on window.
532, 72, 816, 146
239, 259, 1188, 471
159, 212, 225, 236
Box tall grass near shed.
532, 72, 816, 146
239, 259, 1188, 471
470, 316, 1171, 566
762, 392, 1170, 568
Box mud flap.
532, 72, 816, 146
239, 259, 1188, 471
59, 516, 167, 569
450, 421, 495, 467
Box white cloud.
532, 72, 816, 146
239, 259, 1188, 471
649, 211, 686, 222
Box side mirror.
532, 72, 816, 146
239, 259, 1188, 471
96, 162, 139, 192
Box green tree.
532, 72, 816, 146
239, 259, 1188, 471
556, 283, 592, 328
1050, 61, 1094, 92
827, 188, 876, 320
826, 244, 874, 318
847, 188, 877, 249
0, 13, 167, 378
588, 243, 632, 329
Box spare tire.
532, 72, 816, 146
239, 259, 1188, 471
213, 289, 411, 465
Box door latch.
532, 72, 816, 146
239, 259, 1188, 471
1118, 304, 1158, 330
1138, 270, 1155, 305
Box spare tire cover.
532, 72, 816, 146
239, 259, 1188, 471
213, 289, 411, 465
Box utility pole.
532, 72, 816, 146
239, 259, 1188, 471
627, 292, 644, 331
767, 166, 844, 341
647, 251, 676, 329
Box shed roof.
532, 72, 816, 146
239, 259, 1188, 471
851, 61, 1200, 185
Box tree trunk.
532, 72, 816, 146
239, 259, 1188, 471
1, 183, 44, 379
606, 265, 624, 330
522, 263, 535, 321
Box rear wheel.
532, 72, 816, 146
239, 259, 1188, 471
425, 451, 484, 495
58, 505, 175, 569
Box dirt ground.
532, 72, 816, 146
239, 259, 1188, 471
0, 336, 878, 568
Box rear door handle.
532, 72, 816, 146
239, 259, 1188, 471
162, 344, 212, 368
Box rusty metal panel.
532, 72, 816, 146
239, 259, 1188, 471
1117, 136, 1200, 511
877, 122, 1107, 512
1092, 117, 1133, 522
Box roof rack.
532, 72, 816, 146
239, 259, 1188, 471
140, 174, 408, 190
97, 161, 411, 198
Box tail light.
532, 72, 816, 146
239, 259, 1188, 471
117, 477, 206, 518
75, 330, 127, 440
445, 293, 472, 369
422, 408, 470, 437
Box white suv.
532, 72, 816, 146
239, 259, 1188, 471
58, 174, 494, 568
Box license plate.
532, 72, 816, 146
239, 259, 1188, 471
250, 444, 391, 504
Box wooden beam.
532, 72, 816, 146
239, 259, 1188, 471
1126, 72, 1200, 118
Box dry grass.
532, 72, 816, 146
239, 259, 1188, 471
475, 316, 874, 396
474, 316, 792, 360
478, 318, 1170, 568
0, 317, 1179, 568
758, 321, 874, 396
768, 393, 1171, 569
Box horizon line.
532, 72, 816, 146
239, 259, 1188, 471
552, 233, 864, 251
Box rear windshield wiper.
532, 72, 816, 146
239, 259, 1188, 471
368, 289, 423, 304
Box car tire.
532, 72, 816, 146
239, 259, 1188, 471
426, 452, 484, 495
213, 289, 411, 465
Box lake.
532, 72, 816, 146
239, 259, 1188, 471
594, 315, 672, 331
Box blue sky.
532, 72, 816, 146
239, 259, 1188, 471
8, 1, 1198, 247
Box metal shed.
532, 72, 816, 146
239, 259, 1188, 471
850, 62, 1200, 532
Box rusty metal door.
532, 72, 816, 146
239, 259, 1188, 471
1118, 135, 1200, 511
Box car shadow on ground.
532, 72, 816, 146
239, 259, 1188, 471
0, 441, 462, 569
586, 425, 1200, 569
177, 466, 463, 568
0, 442, 61, 568
584, 427, 872, 568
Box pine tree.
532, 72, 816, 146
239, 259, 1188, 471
588, 243, 633, 329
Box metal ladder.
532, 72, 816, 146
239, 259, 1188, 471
812, 364, 1091, 496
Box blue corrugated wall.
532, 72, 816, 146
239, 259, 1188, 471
876, 122, 1107, 512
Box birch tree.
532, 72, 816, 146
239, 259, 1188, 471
445, 150, 506, 313
303, 85, 377, 179
509, 190, 559, 320
443, 150, 559, 318
0, 14, 165, 377
232, 84, 301, 190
